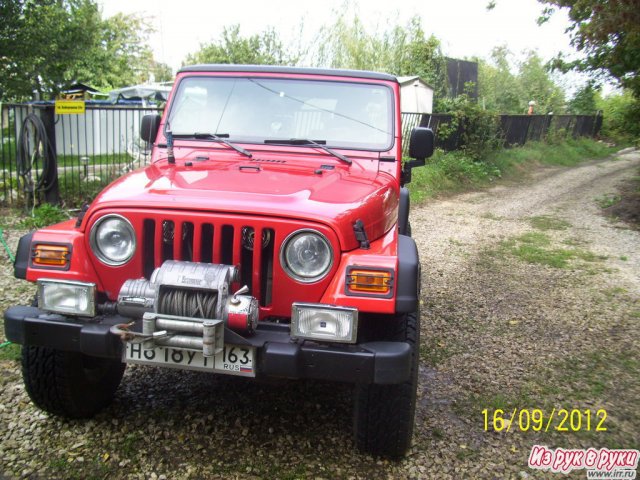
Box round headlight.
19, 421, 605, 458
281, 230, 333, 282
90, 215, 136, 266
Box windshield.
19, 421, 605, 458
167, 76, 394, 150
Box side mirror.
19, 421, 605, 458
402, 127, 435, 185
409, 127, 434, 160
141, 114, 161, 143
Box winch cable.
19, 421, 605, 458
157, 289, 218, 319
16, 113, 57, 197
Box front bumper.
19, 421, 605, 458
4, 306, 411, 385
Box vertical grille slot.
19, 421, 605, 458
261, 228, 275, 306
220, 225, 234, 265
162, 220, 174, 261
200, 224, 214, 263
241, 227, 253, 291
180, 222, 194, 261
142, 219, 155, 279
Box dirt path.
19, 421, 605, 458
1, 150, 639, 479
410, 148, 640, 478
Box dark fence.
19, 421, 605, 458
1, 103, 161, 208
0, 103, 603, 207
401, 112, 603, 156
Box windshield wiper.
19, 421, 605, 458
264, 139, 351, 165
173, 133, 252, 158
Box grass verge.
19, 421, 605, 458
491, 232, 607, 269
407, 138, 620, 203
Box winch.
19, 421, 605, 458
113, 261, 259, 355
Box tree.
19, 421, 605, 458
0, 0, 103, 100
478, 47, 523, 113
488, 1, 640, 98
314, 14, 448, 103
518, 50, 565, 114
0, 0, 160, 100
597, 90, 640, 140
478, 47, 565, 113
183, 25, 292, 66
540, 0, 640, 98
567, 82, 599, 114
71, 12, 157, 91
151, 61, 174, 83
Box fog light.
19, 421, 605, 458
291, 303, 358, 343
37, 279, 96, 316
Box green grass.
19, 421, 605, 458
481, 212, 504, 221
528, 215, 571, 231
496, 232, 606, 268
0, 342, 21, 361
407, 138, 619, 203
595, 193, 622, 209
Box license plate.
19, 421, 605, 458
123, 342, 255, 377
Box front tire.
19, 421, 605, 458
353, 310, 420, 458
22, 346, 125, 418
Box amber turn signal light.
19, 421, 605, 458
32, 244, 70, 267
346, 269, 392, 294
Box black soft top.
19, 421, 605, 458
178, 64, 398, 82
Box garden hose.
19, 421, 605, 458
0, 342, 12, 349
0, 228, 15, 263
16, 113, 57, 194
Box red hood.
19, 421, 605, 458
87, 155, 398, 251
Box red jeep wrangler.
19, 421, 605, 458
4, 65, 433, 458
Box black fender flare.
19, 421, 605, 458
395, 234, 420, 313
398, 187, 410, 236
14, 231, 34, 279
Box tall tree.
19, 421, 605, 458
184, 25, 292, 66
478, 47, 522, 113
0, 0, 103, 99
567, 82, 599, 114
478, 47, 565, 113
518, 50, 566, 114
0, 0, 160, 100
314, 14, 448, 102
74, 12, 156, 90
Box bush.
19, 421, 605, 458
438, 86, 502, 161
20, 204, 69, 229
597, 91, 640, 143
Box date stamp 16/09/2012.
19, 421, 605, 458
482, 408, 608, 433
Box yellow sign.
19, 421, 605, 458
55, 100, 85, 115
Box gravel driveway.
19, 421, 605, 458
1, 149, 639, 479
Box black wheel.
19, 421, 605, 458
353, 310, 420, 458
22, 345, 125, 418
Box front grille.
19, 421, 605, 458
142, 217, 275, 307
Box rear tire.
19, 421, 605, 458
22, 346, 125, 418
353, 310, 420, 458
